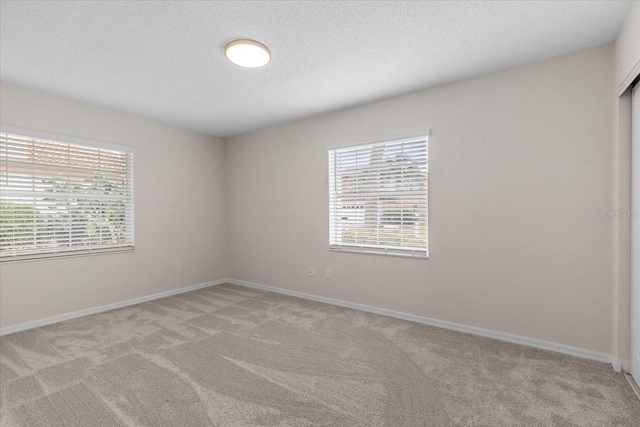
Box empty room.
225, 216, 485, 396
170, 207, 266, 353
1, 0, 640, 425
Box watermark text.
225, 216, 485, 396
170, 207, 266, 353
597, 209, 639, 218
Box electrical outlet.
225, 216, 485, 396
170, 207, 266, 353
325, 269, 331, 280
309, 267, 315, 277
176, 263, 182, 273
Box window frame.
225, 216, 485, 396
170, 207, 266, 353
327, 131, 429, 259
0, 125, 136, 263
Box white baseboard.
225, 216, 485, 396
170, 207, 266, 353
611, 359, 622, 373
1, 277, 620, 372
0, 279, 227, 336
227, 278, 618, 370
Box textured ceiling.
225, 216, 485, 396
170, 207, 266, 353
0, 1, 633, 137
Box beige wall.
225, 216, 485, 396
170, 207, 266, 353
0, 40, 627, 359
226, 46, 615, 354
612, 2, 640, 372
0, 83, 228, 328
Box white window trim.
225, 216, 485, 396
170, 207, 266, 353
328, 131, 430, 259
326, 130, 431, 151
0, 125, 137, 154
0, 125, 135, 262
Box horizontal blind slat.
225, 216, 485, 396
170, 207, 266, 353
328, 134, 428, 257
1, 131, 134, 260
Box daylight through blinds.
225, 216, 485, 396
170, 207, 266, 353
0, 131, 134, 261
328, 135, 428, 257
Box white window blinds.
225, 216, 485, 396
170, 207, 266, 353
328, 134, 428, 257
0, 128, 134, 261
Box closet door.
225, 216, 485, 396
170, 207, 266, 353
632, 82, 640, 380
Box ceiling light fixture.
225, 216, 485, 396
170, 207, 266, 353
224, 39, 271, 68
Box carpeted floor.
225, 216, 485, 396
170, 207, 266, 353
0, 283, 639, 426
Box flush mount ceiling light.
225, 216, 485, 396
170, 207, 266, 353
224, 39, 271, 68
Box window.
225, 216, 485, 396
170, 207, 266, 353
328, 133, 428, 257
0, 126, 134, 261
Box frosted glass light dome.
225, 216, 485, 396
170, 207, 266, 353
225, 39, 271, 68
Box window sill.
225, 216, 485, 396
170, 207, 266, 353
0, 247, 135, 264
329, 246, 428, 259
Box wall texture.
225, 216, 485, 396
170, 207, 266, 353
0, 83, 228, 328
0, 42, 625, 361
226, 45, 615, 355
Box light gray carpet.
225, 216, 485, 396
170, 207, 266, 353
1, 283, 638, 426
